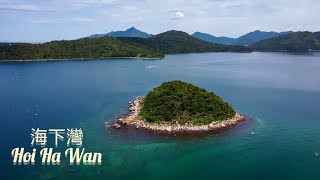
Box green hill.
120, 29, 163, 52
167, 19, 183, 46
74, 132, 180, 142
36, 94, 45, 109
0, 37, 164, 61
139, 80, 236, 125
252, 31, 320, 51
0, 30, 251, 61
119, 30, 252, 54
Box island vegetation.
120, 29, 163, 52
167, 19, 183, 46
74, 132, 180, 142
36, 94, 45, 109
113, 81, 245, 133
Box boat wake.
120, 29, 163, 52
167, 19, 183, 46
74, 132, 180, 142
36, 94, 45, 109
146, 65, 157, 69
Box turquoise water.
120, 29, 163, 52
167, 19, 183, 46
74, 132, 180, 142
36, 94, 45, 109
1, 52, 320, 179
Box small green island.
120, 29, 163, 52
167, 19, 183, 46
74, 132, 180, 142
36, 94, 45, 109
111, 80, 245, 133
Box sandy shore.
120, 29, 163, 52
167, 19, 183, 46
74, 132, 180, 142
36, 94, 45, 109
0, 56, 164, 63
116, 96, 245, 133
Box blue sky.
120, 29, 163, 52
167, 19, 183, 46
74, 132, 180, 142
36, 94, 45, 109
1, 0, 320, 42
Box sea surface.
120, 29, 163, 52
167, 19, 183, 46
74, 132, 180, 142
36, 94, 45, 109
0, 52, 320, 180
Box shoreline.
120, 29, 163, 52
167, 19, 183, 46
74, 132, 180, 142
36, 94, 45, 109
0, 56, 164, 63
115, 96, 245, 133
2, 51, 316, 63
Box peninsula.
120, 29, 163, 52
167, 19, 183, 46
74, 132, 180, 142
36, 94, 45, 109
0, 29, 251, 62
114, 81, 245, 133
0, 37, 165, 61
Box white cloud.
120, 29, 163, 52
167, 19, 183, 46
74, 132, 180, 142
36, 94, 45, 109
172, 11, 184, 20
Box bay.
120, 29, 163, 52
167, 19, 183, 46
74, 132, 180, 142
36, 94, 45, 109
1, 52, 320, 179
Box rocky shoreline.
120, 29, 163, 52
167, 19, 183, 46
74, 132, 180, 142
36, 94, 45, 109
109, 96, 245, 133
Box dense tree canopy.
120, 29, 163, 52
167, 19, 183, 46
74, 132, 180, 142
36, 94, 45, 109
0, 37, 164, 60
140, 81, 236, 125
252, 32, 320, 51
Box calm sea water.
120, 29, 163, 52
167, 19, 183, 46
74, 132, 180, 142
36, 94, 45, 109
1, 52, 320, 180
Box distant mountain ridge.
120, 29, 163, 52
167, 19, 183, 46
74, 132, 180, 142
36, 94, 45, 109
88, 27, 152, 38
192, 32, 235, 45
192, 30, 293, 46
118, 30, 252, 54
237, 30, 293, 45
88, 28, 294, 46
